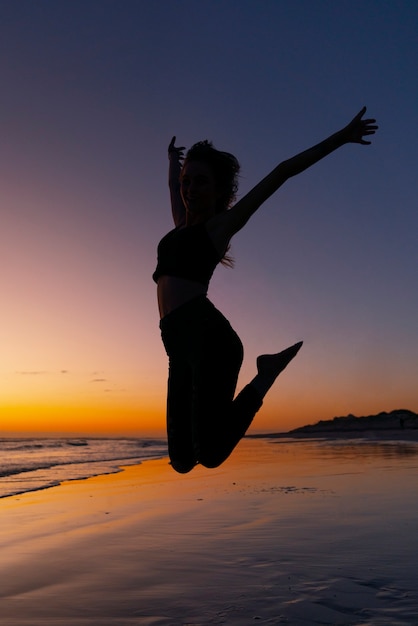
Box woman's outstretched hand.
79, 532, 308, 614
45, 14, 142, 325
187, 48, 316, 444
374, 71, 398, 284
343, 107, 378, 145
168, 136, 185, 160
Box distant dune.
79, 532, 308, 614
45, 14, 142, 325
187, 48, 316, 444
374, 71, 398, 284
248, 409, 418, 440
289, 409, 418, 435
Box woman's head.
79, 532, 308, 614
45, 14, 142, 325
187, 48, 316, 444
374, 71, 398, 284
181, 141, 240, 216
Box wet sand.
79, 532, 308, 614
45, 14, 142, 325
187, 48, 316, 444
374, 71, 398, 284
1, 437, 418, 625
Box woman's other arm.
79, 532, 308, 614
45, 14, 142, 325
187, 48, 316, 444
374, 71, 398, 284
211, 108, 378, 241
168, 136, 186, 227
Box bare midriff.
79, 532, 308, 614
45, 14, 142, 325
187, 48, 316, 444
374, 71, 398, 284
157, 275, 207, 319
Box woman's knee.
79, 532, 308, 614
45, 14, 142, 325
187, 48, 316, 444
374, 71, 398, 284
170, 458, 196, 474
199, 457, 223, 469
168, 439, 197, 474
197, 446, 225, 469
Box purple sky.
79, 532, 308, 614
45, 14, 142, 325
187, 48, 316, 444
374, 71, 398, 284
1, 0, 417, 434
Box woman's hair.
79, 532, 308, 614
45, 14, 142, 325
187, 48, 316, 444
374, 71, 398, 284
184, 140, 240, 212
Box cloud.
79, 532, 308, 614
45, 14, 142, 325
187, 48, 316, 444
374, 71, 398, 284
91, 378, 107, 383
16, 370, 70, 376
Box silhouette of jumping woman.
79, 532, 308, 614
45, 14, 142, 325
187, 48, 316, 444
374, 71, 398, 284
153, 107, 378, 473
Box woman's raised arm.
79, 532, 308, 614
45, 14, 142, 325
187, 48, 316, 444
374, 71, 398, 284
212, 107, 378, 240
168, 136, 186, 227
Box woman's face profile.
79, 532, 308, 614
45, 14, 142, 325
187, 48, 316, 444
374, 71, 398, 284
180, 161, 220, 220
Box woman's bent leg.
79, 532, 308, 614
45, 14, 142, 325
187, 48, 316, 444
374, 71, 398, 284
196, 382, 262, 468
166, 358, 196, 473
190, 306, 263, 468
160, 305, 199, 474
161, 297, 267, 472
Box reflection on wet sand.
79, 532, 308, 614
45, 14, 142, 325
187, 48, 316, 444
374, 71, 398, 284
2, 436, 418, 625
271, 436, 418, 460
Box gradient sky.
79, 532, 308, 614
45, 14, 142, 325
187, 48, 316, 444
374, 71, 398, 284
1, 0, 417, 436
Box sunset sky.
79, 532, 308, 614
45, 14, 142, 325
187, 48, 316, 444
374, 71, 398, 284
1, 0, 417, 436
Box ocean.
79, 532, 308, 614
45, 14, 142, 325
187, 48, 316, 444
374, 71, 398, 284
0, 437, 167, 499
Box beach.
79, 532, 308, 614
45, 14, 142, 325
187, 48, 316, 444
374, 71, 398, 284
2, 436, 418, 625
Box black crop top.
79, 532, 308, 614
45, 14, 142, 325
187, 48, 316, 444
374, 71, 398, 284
152, 223, 221, 287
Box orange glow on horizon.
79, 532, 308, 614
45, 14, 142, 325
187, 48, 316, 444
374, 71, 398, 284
0, 402, 166, 437
1, 397, 310, 437
2, 360, 416, 437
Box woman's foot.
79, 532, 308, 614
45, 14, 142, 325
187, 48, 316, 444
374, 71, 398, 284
250, 341, 303, 398
256, 341, 303, 378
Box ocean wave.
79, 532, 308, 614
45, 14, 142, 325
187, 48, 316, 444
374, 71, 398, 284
0, 437, 167, 499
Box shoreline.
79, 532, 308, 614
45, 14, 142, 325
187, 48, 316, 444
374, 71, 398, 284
3, 429, 418, 501
0, 436, 168, 500
249, 428, 418, 441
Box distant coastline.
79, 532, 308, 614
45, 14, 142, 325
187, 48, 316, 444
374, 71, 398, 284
250, 409, 418, 440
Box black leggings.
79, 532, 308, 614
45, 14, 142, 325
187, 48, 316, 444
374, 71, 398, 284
160, 296, 262, 473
